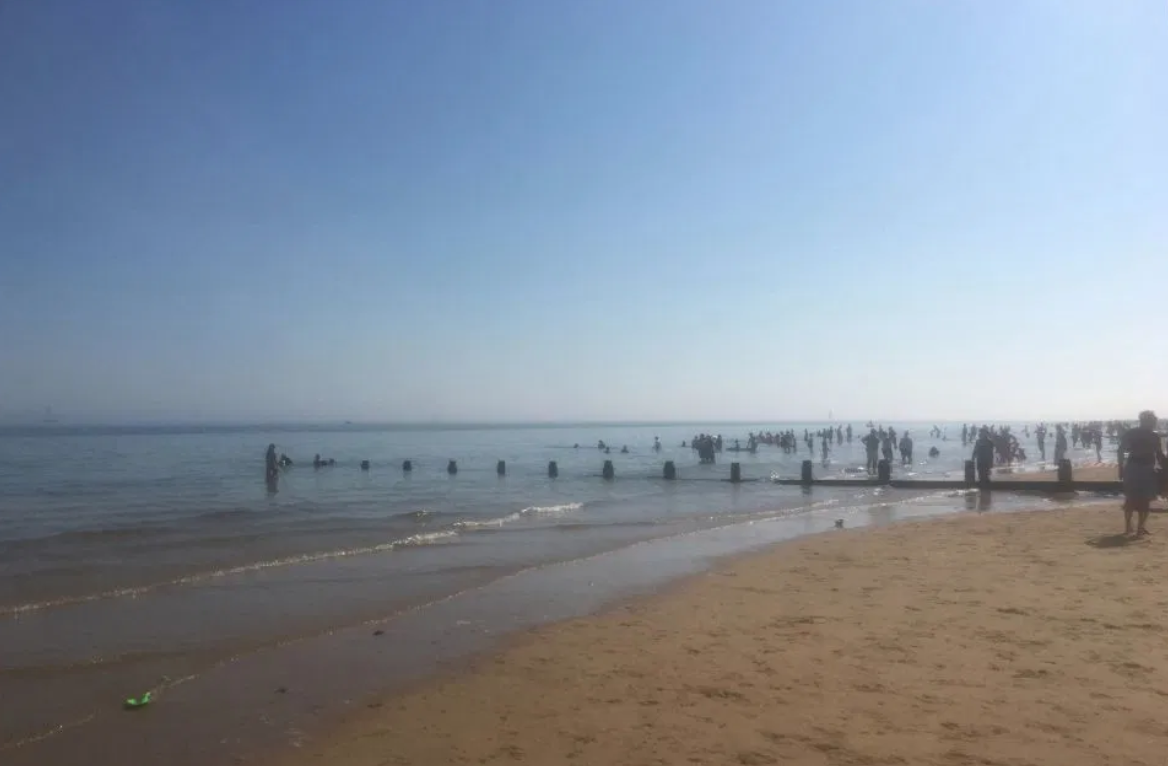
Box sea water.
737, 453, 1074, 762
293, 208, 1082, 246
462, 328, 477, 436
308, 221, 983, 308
0, 422, 1110, 763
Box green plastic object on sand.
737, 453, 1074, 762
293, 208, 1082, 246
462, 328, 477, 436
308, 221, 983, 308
123, 692, 153, 710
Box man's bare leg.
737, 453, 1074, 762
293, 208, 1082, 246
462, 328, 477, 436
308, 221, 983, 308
1124, 503, 1135, 536
1137, 506, 1151, 537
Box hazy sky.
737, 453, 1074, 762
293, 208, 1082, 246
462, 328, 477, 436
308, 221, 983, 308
1, 1, 1164, 423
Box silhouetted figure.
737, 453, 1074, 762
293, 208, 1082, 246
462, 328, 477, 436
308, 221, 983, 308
695, 434, 717, 464
1118, 410, 1165, 537
899, 433, 913, 466
973, 428, 995, 486
265, 444, 279, 481
862, 429, 880, 474
1054, 425, 1068, 463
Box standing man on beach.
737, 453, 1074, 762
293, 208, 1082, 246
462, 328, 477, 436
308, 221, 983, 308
1117, 411, 1164, 537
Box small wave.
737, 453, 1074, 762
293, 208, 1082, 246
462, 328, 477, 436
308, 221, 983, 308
0, 528, 464, 617
1, 503, 587, 616
453, 502, 583, 531
394, 530, 459, 546
0, 713, 97, 753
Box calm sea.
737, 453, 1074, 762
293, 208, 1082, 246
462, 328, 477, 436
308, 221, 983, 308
0, 421, 1108, 765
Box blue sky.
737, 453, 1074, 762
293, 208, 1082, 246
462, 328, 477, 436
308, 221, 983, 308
1, 1, 1164, 423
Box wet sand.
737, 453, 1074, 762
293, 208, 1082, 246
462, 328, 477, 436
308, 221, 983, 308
287, 503, 1168, 766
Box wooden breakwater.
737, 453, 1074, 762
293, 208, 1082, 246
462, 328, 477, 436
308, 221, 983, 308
770, 458, 1121, 493
344, 457, 1122, 492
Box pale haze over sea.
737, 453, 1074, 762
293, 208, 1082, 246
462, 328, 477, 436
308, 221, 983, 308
1, 1, 1165, 425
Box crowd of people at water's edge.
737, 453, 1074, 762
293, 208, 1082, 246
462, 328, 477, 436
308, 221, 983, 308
260, 419, 1163, 492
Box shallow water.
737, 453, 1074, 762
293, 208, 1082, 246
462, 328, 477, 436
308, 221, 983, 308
0, 422, 1113, 763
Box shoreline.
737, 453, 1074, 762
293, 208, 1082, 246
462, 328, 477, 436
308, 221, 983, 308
0, 486, 1124, 766
278, 499, 1168, 766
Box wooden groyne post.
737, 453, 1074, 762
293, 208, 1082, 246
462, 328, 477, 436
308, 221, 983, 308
496, 460, 506, 476
602, 460, 615, 480
663, 461, 677, 480
877, 459, 891, 485
730, 462, 742, 483
801, 460, 813, 485
548, 460, 558, 478
963, 460, 976, 487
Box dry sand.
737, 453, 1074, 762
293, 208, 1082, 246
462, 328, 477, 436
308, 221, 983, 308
286, 504, 1168, 766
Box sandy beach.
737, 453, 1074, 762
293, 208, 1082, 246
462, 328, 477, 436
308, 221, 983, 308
285, 502, 1168, 766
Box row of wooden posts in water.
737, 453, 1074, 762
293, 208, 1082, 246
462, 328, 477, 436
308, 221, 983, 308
398, 457, 1121, 492
419, 458, 745, 481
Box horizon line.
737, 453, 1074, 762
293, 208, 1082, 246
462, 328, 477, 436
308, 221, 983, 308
0, 416, 1136, 430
